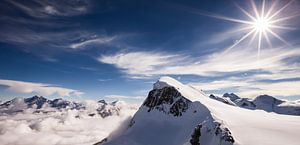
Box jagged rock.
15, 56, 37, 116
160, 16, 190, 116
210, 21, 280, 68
143, 86, 191, 116
190, 124, 202, 145
222, 93, 240, 101
209, 94, 236, 106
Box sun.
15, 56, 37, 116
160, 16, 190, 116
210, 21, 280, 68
253, 18, 270, 32
205, 0, 296, 57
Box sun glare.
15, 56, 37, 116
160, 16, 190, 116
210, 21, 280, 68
206, 0, 296, 57
254, 18, 270, 32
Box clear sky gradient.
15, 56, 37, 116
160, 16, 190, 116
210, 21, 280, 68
0, 0, 300, 102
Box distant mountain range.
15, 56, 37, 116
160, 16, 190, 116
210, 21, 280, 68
0, 96, 122, 118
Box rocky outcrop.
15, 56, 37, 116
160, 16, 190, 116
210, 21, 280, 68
143, 86, 191, 116
209, 94, 236, 106
191, 118, 235, 145
190, 124, 202, 145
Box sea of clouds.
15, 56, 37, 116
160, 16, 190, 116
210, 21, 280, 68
0, 100, 138, 145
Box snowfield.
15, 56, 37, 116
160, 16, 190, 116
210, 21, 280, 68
102, 77, 300, 145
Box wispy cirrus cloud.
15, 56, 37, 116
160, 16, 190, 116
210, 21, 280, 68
98, 51, 184, 77
70, 36, 116, 49
0, 0, 112, 51
98, 46, 300, 77
6, 0, 91, 18
0, 79, 83, 97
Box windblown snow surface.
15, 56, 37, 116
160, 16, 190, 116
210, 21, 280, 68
103, 77, 300, 145
0, 100, 138, 145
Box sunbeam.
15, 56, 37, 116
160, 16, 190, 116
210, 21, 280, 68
206, 0, 295, 57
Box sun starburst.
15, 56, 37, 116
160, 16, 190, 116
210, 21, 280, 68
208, 0, 296, 58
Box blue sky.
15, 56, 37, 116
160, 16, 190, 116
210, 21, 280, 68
0, 0, 300, 102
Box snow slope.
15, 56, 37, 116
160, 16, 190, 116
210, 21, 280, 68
102, 76, 300, 145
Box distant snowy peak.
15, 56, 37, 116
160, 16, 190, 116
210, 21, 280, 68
24, 95, 51, 109
210, 93, 300, 115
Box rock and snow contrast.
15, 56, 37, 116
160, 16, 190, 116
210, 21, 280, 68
0, 96, 138, 145
99, 77, 300, 145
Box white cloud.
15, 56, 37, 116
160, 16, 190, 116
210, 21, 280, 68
0, 79, 83, 97
105, 95, 145, 100
98, 47, 300, 98
189, 76, 300, 98
98, 47, 300, 77
8, 0, 90, 18
98, 51, 184, 77
70, 36, 116, 49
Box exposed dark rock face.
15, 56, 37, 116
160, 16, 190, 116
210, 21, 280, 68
191, 119, 235, 145
24, 96, 50, 109
98, 100, 108, 105
97, 107, 120, 118
214, 122, 235, 144
93, 138, 108, 145
223, 93, 240, 101
236, 98, 257, 109
190, 124, 202, 145
209, 94, 235, 106
51, 98, 74, 109
143, 86, 191, 116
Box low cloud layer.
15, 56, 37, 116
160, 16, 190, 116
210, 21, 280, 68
0, 79, 83, 97
0, 101, 137, 145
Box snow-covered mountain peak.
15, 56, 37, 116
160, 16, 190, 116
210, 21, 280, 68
253, 94, 283, 104
154, 76, 205, 102
154, 76, 184, 89
101, 77, 300, 145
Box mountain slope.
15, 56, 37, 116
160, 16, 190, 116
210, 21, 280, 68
102, 77, 300, 145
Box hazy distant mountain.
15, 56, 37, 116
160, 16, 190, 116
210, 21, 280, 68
98, 77, 300, 145
0, 96, 122, 118
209, 93, 300, 115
